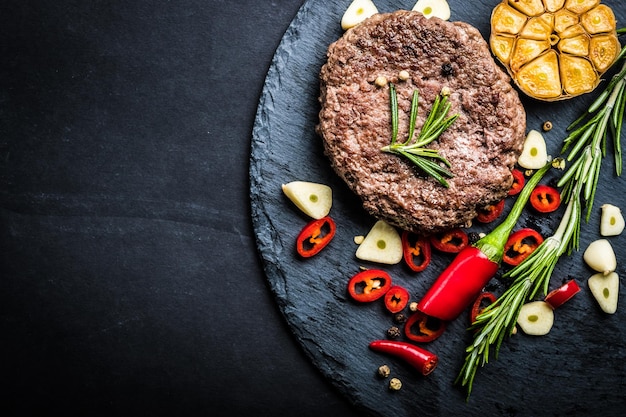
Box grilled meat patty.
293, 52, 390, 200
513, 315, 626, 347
317, 11, 526, 234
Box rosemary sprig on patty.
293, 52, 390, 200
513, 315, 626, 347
381, 83, 458, 187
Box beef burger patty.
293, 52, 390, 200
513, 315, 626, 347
317, 11, 526, 234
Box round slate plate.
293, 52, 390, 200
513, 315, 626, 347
251, 1, 626, 415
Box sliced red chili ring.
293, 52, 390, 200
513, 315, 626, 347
430, 228, 468, 253
529, 184, 561, 213
470, 291, 497, 324
476, 199, 506, 223
296, 216, 336, 258
401, 231, 431, 272
347, 269, 392, 303
502, 228, 544, 266
384, 285, 410, 314
404, 310, 446, 343
508, 169, 525, 196
545, 279, 581, 309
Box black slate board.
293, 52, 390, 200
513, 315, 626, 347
251, 1, 626, 415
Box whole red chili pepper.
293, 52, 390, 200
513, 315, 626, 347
430, 228, 468, 253
404, 310, 446, 343
369, 340, 438, 376
476, 199, 506, 223
417, 163, 552, 321
530, 184, 561, 213
401, 231, 431, 272
347, 269, 392, 303
502, 228, 544, 266
384, 285, 410, 313
508, 169, 525, 196
296, 216, 336, 258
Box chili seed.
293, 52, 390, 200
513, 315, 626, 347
377, 364, 391, 378
409, 301, 419, 312
389, 377, 402, 391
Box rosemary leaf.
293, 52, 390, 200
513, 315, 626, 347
382, 83, 458, 187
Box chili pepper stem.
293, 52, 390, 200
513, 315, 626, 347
475, 162, 553, 263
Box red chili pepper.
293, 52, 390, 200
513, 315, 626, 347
347, 269, 392, 303
296, 216, 336, 258
404, 311, 446, 343
401, 231, 431, 272
417, 163, 552, 321
369, 340, 438, 376
476, 199, 506, 223
530, 184, 561, 213
430, 228, 469, 253
508, 169, 525, 196
545, 279, 580, 309
384, 285, 410, 313
502, 228, 544, 266
470, 291, 497, 324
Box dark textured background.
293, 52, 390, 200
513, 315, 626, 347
1, 1, 361, 416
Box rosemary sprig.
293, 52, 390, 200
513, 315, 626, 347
381, 83, 458, 187
559, 57, 626, 223
456, 42, 626, 399
455, 187, 579, 397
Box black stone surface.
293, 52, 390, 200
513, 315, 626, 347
251, 0, 626, 416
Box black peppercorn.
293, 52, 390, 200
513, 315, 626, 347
441, 62, 454, 76
386, 326, 401, 339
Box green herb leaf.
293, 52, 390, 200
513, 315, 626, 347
381, 83, 458, 187
456, 42, 626, 400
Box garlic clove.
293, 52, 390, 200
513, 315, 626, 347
282, 181, 332, 219
583, 239, 617, 275
600, 204, 625, 236
355, 220, 403, 265
517, 301, 554, 336
412, 0, 451, 20
341, 0, 378, 30
588, 271, 619, 314
518, 129, 549, 169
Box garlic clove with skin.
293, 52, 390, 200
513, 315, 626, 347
583, 239, 617, 276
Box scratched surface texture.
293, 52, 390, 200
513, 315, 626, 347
251, 1, 626, 416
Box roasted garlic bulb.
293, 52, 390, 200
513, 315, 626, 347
490, 0, 620, 101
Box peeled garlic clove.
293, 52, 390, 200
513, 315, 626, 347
518, 130, 549, 169
282, 181, 332, 219
355, 220, 403, 265
517, 301, 554, 336
600, 204, 625, 236
583, 239, 617, 275
412, 0, 451, 20
588, 271, 619, 314
341, 0, 378, 30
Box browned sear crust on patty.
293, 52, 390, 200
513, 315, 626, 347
317, 11, 526, 234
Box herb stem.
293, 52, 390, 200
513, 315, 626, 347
382, 83, 458, 187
